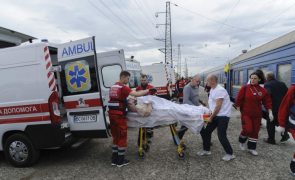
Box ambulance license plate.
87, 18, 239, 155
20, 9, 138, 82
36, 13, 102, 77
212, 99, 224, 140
74, 115, 97, 123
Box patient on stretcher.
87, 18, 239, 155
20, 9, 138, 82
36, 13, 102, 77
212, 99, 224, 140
127, 95, 210, 134
127, 96, 152, 117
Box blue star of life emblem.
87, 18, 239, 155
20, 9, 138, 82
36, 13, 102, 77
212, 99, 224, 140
69, 65, 87, 88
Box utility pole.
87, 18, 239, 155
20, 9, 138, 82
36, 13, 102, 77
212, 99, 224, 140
184, 58, 188, 78
177, 44, 181, 78
155, 1, 173, 67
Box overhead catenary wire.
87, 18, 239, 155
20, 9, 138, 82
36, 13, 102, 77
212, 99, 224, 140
253, 1, 295, 30
131, 0, 160, 33
171, 2, 267, 35
87, 0, 148, 46
110, 0, 154, 39
136, 0, 157, 26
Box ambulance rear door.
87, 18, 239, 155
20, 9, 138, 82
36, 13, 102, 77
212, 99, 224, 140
58, 37, 109, 138
96, 49, 126, 106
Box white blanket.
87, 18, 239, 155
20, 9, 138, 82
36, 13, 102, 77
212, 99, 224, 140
127, 96, 210, 134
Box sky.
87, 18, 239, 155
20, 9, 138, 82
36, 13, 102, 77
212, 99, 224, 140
1, 0, 295, 76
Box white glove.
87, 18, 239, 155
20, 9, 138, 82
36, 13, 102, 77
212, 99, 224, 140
268, 110, 274, 122
276, 126, 285, 133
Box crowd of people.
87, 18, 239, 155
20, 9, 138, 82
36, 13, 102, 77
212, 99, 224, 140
107, 70, 295, 176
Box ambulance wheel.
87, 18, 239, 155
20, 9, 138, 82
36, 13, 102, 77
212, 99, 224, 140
4, 133, 40, 167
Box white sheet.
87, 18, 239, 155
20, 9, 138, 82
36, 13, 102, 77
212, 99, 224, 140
127, 95, 210, 134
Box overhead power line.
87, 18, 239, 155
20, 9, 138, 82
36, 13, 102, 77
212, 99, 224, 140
171, 2, 267, 35
88, 0, 147, 45
110, 0, 154, 39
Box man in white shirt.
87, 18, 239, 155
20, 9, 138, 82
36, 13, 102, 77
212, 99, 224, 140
197, 74, 235, 161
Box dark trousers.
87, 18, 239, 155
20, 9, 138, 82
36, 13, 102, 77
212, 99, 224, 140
263, 111, 289, 141
200, 116, 233, 155
264, 110, 276, 141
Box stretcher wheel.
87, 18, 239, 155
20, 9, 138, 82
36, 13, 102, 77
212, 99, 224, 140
138, 151, 145, 159
143, 144, 150, 152
178, 152, 185, 160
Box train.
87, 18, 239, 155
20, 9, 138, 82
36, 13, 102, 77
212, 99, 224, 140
200, 30, 295, 101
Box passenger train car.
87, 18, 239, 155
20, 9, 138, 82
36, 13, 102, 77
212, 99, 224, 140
201, 30, 295, 101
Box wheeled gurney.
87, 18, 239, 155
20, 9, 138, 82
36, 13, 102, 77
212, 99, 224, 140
127, 95, 210, 159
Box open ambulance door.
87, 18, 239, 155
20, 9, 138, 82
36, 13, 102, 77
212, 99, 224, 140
57, 37, 109, 138
96, 49, 126, 107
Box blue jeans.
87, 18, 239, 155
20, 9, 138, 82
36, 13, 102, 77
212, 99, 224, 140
200, 116, 233, 155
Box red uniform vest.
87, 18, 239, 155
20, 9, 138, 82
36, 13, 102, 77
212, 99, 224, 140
108, 82, 128, 115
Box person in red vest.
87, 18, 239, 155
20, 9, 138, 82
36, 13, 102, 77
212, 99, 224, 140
278, 84, 295, 176
108, 71, 150, 167
136, 74, 156, 94
176, 77, 186, 103
136, 74, 156, 141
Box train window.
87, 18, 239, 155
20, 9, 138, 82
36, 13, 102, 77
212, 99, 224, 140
239, 70, 243, 85
277, 64, 291, 86
234, 71, 239, 85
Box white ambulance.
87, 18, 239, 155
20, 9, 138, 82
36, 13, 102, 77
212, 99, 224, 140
0, 37, 126, 167
125, 56, 142, 88
141, 63, 176, 99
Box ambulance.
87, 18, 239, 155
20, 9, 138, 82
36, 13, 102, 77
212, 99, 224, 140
0, 37, 126, 167
125, 56, 142, 88
141, 63, 176, 99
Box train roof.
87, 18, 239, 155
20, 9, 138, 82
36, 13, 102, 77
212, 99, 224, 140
230, 30, 295, 64
201, 64, 224, 74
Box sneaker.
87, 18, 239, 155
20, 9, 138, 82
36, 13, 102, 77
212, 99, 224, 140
222, 154, 236, 161
280, 133, 290, 143
263, 138, 276, 145
248, 149, 258, 156
197, 150, 211, 156
239, 143, 246, 151
117, 159, 130, 168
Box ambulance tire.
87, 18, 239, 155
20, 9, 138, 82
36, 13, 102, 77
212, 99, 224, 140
4, 133, 40, 167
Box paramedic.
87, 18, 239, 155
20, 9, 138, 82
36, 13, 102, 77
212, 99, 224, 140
278, 84, 295, 176
198, 74, 235, 161
136, 74, 156, 141
176, 77, 186, 103
235, 72, 272, 156
108, 71, 150, 167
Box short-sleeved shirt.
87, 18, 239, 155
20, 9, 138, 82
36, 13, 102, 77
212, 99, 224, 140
209, 85, 232, 117
110, 82, 132, 101
121, 83, 132, 100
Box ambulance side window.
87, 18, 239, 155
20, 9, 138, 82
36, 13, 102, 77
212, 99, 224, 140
102, 65, 122, 88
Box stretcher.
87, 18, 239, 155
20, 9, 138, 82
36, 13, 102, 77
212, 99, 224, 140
127, 95, 210, 159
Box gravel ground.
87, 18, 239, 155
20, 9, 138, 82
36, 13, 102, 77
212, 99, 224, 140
0, 88, 294, 180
